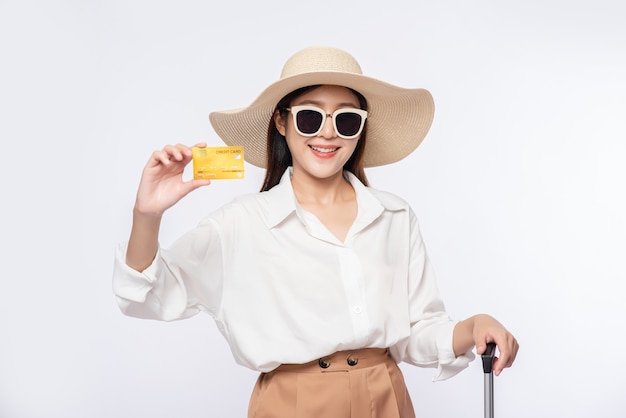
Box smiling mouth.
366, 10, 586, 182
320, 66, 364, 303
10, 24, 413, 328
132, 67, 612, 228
309, 145, 339, 153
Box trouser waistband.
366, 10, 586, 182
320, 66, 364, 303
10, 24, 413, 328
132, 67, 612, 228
273, 348, 390, 373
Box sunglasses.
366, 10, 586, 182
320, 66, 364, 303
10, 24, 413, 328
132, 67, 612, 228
286, 105, 368, 140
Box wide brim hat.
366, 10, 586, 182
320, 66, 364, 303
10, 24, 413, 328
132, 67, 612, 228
209, 46, 434, 168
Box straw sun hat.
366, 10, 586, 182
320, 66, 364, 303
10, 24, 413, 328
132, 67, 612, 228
209, 46, 434, 168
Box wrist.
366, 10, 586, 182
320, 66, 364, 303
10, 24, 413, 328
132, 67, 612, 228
133, 206, 164, 222
452, 316, 477, 356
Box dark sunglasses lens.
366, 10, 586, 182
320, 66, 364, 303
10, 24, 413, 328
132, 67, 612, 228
296, 109, 323, 134
336, 112, 362, 137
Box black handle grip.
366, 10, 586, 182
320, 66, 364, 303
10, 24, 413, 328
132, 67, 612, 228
482, 342, 497, 374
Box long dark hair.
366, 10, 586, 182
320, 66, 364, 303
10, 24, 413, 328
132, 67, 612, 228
260, 85, 369, 192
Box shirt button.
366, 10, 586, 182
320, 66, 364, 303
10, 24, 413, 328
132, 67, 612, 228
353, 306, 362, 314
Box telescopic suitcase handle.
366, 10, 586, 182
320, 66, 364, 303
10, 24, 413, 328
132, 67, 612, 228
482, 342, 497, 418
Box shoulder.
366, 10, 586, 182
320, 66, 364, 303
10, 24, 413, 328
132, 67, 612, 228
197, 192, 259, 222
199, 189, 285, 229
364, 186, 420, 230
366, 186, 413, 212
227, 190, 272, 213
346, 171, 413, 213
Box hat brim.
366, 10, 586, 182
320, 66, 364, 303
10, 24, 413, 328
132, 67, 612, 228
209, 71, 434, 168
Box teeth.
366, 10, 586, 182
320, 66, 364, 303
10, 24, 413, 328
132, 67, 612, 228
310, 146, 338, 153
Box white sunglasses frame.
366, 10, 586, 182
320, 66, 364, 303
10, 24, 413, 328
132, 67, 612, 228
286, 105, 368, 140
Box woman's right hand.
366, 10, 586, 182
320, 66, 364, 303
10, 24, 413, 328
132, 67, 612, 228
134, 143, 211, 217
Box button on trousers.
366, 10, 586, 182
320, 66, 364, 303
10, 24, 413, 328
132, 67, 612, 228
248, 348, 416, 418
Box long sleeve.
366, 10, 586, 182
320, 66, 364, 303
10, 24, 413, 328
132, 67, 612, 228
112, 172, 477, 374
392, 209, 475, 381
112, 218, 225, 322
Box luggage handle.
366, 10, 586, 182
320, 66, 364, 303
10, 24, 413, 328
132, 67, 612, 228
482, 342, 497, 418
482, 342, 497, 373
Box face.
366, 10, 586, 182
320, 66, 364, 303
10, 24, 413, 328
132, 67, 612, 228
275, 85, 363, 182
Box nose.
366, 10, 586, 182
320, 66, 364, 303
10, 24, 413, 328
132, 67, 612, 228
319, 113, 337, 139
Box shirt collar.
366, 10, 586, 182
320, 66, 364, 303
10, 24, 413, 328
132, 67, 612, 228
264, 168, 299, 228
263, 167, 406, 229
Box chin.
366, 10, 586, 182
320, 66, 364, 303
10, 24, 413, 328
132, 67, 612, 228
307, 165, 347, 180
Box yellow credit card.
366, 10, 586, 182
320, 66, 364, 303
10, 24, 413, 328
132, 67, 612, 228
192, 146, 245, 180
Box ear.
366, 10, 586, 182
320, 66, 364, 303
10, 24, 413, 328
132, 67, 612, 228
274, 109, 287, 136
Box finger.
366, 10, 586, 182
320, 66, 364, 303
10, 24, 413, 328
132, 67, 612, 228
191, 179, 212, 191
493, 356, 512, 376
493, 357, 503, 376
158, 146, 194, 169
147, 148, 177, 167
493, 339, 519, 375
475, 342, 487, 355
174, 143, 196, 155
505, 338, 519, 367
164, 145, 186, 163
179, 178, 211, 197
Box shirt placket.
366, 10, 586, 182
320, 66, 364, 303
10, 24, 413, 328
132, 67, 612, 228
337, 246, 370, 346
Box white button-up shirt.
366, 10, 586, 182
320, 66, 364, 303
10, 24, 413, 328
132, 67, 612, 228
113, 169, 474, 380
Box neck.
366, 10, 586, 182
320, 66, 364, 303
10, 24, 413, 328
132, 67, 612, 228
290, 169, 353, 205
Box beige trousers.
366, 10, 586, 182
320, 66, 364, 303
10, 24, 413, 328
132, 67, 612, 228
248, 348, 416, 418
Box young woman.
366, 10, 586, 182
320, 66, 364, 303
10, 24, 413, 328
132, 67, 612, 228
113, 46, 518, 418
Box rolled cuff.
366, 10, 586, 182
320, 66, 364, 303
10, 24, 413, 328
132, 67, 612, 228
432, 320, 475, 382
111, 243, 161, 302
112, 242, 198, 321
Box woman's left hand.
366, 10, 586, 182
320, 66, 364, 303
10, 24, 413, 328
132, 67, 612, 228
454, 314, 519, 376
473, 314, 519, 375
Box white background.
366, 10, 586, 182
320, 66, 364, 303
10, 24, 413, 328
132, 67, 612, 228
1, 0, 625, 417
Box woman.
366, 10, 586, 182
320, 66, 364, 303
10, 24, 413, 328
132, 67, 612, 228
113, 46, 518, 418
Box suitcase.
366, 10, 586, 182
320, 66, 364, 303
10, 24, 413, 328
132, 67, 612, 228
481, 343, 497, 418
